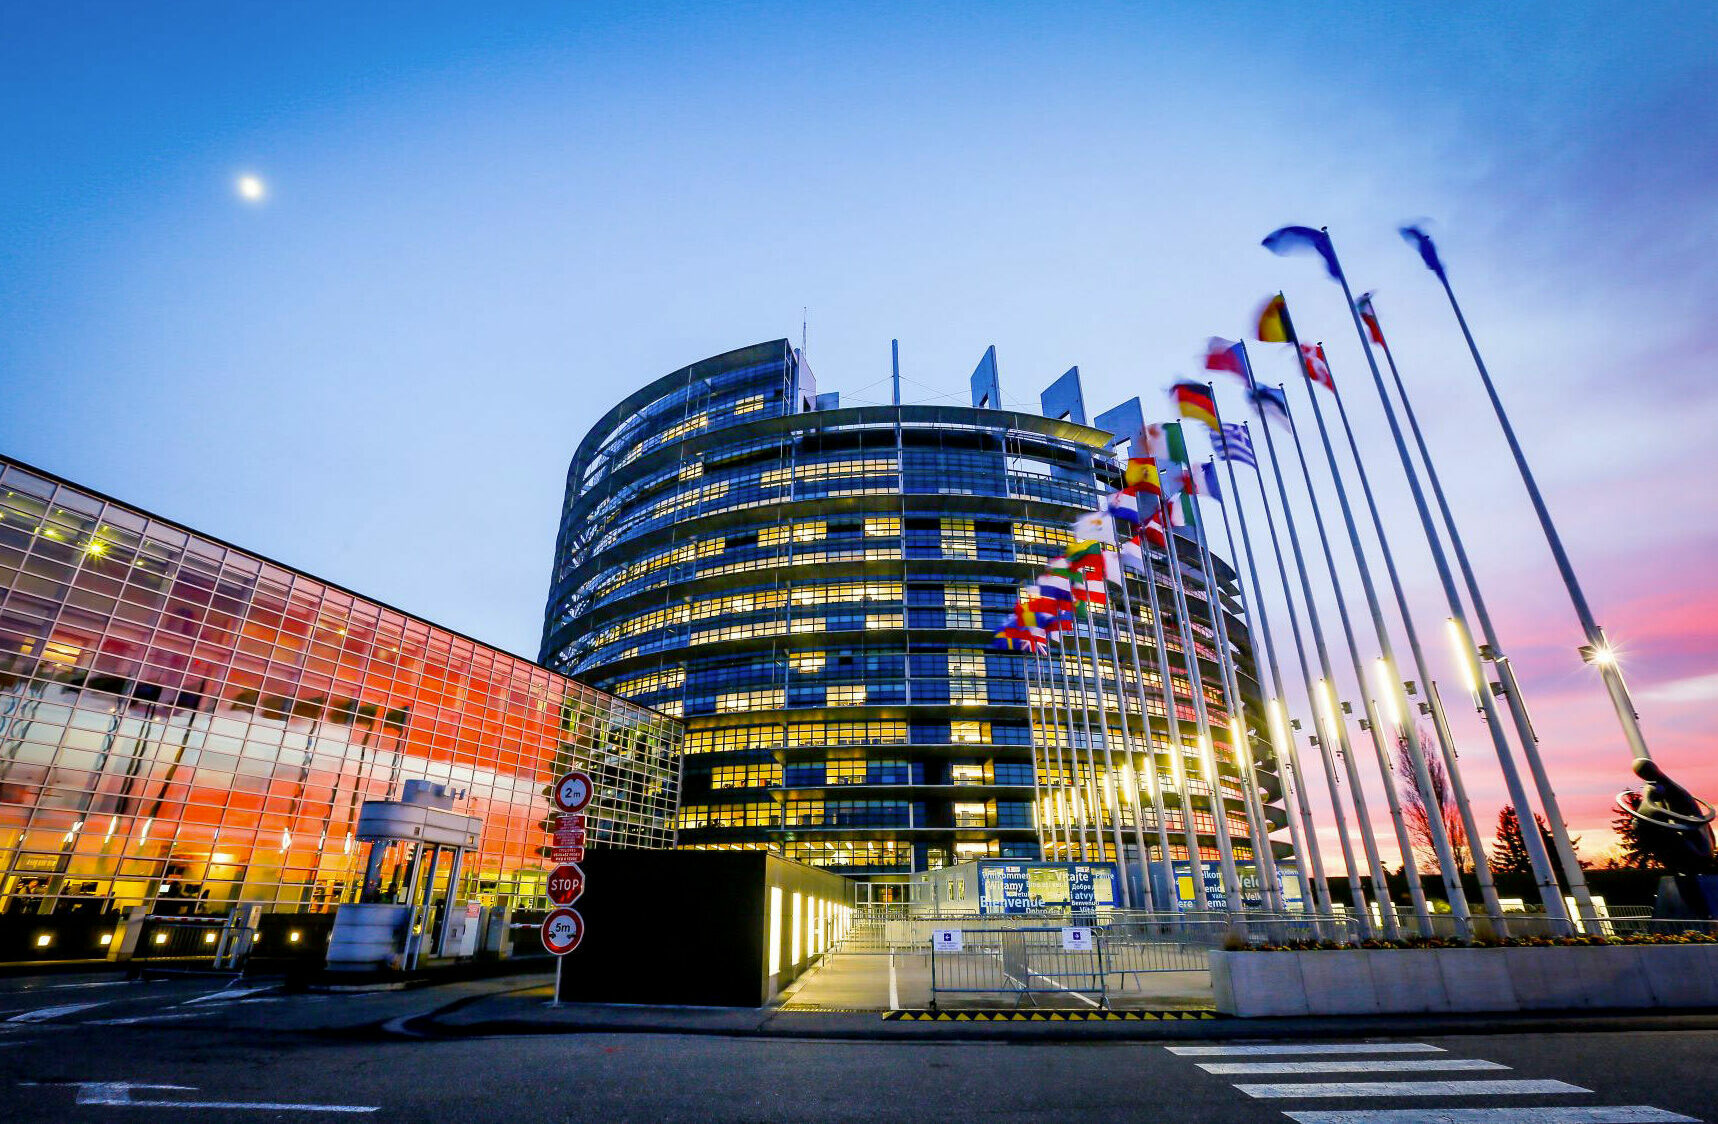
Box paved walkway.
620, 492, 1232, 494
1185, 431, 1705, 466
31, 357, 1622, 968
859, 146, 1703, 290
777, 947, 1214, 1012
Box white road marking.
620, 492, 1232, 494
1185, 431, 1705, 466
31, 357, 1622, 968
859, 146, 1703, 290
888, 952, 899, 1011
86, 1012, 209, 1025
1199, 1059, 1509, 1076
1168, 1043, 1446, 1057
1024, 969, 1101, 1008
73, 1082, 378, 1112
1284, 1108, 1700, 1124
6, 1002, 105, 1023
1236, 1079, 1590, 1099
180, 986, 274, 1006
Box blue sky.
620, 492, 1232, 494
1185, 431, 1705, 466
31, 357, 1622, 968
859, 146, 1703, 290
3, 2, 1715, 846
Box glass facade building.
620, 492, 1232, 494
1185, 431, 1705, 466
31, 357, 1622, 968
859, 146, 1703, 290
0, 456, 681, 921
542, 341, 1285, 884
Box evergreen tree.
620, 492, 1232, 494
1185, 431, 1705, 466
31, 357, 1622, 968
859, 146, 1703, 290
1610, 790, 1661, 868
1492, 804, 1582, 885
1491, 805, 1534, 877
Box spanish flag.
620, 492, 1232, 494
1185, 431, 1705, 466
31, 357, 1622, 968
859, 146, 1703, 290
1124, 457, 1160, 492
1169, 381, 1219, 432
1256, 293, 1293, 343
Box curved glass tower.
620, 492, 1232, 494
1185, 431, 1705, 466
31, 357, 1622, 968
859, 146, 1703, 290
542, 340, 1285, 889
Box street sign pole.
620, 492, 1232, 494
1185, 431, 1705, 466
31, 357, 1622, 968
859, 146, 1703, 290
554, 952, 563, 1007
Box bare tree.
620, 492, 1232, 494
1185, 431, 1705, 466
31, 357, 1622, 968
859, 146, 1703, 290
1396, 727, 1469, 874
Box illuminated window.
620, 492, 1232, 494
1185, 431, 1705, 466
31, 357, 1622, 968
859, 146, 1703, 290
678, 462, 704, 481
733, 394, 766, 415
826, 685, 867, 707
825, 759, 866, 785
715, 688, 785, 713
950, 721, 989, 744
710, 764, 782, 789
864, 517, 900, 537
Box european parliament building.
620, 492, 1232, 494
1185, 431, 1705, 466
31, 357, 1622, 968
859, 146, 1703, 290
541, 340, 1283, 888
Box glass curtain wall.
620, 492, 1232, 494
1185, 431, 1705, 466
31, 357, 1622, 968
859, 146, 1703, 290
0, 458, 681, 920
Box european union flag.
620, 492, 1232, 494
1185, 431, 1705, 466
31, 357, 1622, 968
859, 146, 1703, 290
1262, 225, 1343, 282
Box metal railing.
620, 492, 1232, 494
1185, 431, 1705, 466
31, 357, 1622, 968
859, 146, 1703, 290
928, 926, 1109, 1009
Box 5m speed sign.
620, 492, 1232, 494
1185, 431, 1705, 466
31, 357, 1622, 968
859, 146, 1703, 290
541, 907, 584, 955
553, 771, 593, 814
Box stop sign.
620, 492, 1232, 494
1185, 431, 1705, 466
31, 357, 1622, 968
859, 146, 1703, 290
541, 907, 584, 955
547, 863, 585, 906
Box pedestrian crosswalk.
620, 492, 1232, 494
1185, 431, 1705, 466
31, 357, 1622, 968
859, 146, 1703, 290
1162, 1042, 1702, 1123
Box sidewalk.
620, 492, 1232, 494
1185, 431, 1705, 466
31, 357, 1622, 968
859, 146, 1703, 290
415, 976, 1718, 1043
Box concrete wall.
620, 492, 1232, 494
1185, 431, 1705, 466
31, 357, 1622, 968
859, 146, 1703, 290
1210, 946, 1718, 1018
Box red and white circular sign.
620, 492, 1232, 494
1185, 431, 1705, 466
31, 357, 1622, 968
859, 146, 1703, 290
553, 771, 593, 814
546, 863, 585, 906
541, 907, 584, 955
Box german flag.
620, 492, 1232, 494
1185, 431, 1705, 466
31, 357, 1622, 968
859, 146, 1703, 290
1256, 293, 1293, 343
1169, 381, 1219, 432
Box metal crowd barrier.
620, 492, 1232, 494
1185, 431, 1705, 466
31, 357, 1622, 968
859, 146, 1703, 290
928, 926, 1109, 1009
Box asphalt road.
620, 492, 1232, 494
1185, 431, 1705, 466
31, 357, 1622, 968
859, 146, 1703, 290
0, 973, 1714, 1122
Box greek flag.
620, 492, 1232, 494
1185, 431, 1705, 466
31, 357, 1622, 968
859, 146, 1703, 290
1214, 423, 1256, 468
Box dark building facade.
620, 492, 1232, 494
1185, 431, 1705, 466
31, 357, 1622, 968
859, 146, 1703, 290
542, 341, 1285, 890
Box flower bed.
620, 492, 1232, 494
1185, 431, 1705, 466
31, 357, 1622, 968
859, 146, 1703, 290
1210, 941, 1718, 1018
1235, 931, 1717, 952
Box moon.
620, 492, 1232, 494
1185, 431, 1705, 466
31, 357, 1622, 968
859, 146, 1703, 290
235, 174, 266, 203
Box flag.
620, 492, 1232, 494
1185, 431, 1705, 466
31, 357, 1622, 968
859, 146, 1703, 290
1021, 586, 1063, 615
1262, 225, 1343, 282
1250, 385, 1290, 426
1164, 423, 1199, 525
1399, 225, 1446, 278
1169, 381, 1219, 432
1065, 539, 1108, 581
1072, 574, 1108, 611
1070, 510, 1116, 547
1214, 422, 1256, 468
1300, 343, 1335, 391
1203, 337, 1252, 388
992, 625, 1044, 653
1256, 294, 1293, 343
1135, 422, 1171, 463
1106, 489, 1141, 529
1200, 462, 1223, 502
1036, 571, 1074, 602
1119, 533, 1145, 574
1356, 292, 1387, 349
1124, 457, 1160, 492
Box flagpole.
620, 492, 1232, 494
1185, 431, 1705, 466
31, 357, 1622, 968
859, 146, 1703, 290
1155, 446, 1247, 922
1287, 291, 1490, 938
1113, 561, 1173, 911
1271, 374, 1405, 939
1208, 431, 1312, 912
1069, 605, 1111, 863
1140, 539, 1211, 911
1082, 572, 1135, 905
1305, 267, 1569, 932
1360, 293, 1586, 930
1277, 340, 1434, 938
1243, 364, 1374, 934
1420, 248, 1654, 771
1100, 574, 1155, 910
1187, 459, 1285, 912
1243, 405, 1346, 928
1218, 415, 1330, 918
1055, 635, 1094, 860
1045, 633, 1077, 861
1025, 649, 1049, 863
